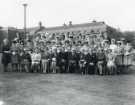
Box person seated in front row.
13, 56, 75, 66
50, 49, 57, 73
41, 49, 49, 73
106, 49, 117, 75
11, 49, 20, 72
96, 48, 106, 75
31, 48, 41, 73
87, 49, 97, 74
68, 48, 78, 73
20, 49, 31, 72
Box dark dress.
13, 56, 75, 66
1, 44, 11, 65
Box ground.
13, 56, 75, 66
0, 73, 135, 105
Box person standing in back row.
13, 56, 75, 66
1, 38, 11, 72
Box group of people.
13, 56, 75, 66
1, 31, 134, 75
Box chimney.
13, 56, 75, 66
92, 19, 97, 23
63, 23, 67, 27
69, 21, 72, 26
39, 21, 42, 29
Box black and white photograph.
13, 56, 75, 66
0, 0, 135, 105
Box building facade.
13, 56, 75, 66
38, 21, 108, 36
36, 21, 110, 45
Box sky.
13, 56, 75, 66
0, 0, 135, 31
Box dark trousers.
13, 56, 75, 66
12, 63, 19, 72
3, 64, 9, 72
69, 63, 76, 73
88, 65, 95, 74
31, 63, 41, 73
46, 61, 51, 73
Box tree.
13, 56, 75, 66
106, 26, 123, 40
123, 31, 135, 47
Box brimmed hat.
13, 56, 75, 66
108, 48, 112, 52
117, 41, 121, 43
120, 38, 125, 41
12, 40, 17, 43
104, 39, 109, 42
111, 38, 115, 41
71, 47, 76, 51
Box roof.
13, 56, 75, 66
17, 26, 45, 34
17, 26, 39, 32
41, 21, 106, 32
17, 21, 107, 34
1, 27, 17, 31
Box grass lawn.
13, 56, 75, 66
0, 73, 135, 105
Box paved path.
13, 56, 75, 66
0, 73, 135, 105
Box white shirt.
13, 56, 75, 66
31, 53, 41, 64
109, 44, 117, 53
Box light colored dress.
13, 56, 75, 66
107, 53, 116, 68
116, 46, 124, 65
31, 53, 41, 65
109, 44, 117, 54
124, 45, 133, 66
